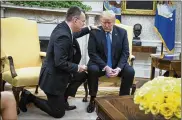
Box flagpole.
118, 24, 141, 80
159, 43, 164, 76
161, 43, 163, 56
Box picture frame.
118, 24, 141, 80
121, 1, 157, 16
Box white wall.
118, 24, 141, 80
38, 23, 56, 37
82, 2, 103, 12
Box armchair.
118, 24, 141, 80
1, 17, 45, 113
82, 24, 136, 102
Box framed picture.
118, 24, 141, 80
103, 1, 122, 23
121, 1, 157, 15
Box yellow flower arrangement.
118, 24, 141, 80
134, 76, 181, 120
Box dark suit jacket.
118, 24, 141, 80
39, 21, 90, 95
88, 25, 129, 70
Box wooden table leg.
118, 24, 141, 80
150, 64, 155, 80
96, 117, 102, 120
169, 71, 175, 77
159, 69, 162, 76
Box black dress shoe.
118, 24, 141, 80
65, 102, 76, 111
87, 101, 95, 113
19, 90, 33, 112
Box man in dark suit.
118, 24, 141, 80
86, 10, 135, 113
18, 6, 95, 118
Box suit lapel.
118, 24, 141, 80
62, 21, 74, 61
62, 21, 72, 39
112, 26, 117, 57
73, 39, 81, 54
100, 27, 108, 57
72, 39, 81, 64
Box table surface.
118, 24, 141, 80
150, 54, 181, 61
95, 95, 153, 120
132, 46, 157, 53
150, 54, 181, 79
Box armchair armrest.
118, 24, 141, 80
40, 52, 46, 63
8, 56, 17, 78
1, 55, 17, 78
40, 52, 46, 57
130, 55, 135, 61
129, 55, 135, 67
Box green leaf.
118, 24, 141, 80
6, 1, 92, 11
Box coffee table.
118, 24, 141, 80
95, 95, 152, 120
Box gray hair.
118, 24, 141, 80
101, 10, 115, 18
66, 6, 84, 22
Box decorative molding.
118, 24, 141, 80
140, 40, 181, 53
141, 40, 181, 44
135, 68, 166, 78
1, 8, 5, 17
1, 3, 101, 15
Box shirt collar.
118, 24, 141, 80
105, 30, 113, 35
65, 21, 73, 36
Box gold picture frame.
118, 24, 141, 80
122, 1, 157, 16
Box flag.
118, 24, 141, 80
115, 15, 121, 24
154, 3, 176, 53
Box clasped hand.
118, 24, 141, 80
78, 65, 87, 73
105, 66, 120, 78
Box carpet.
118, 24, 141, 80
4, 77, 149, 99
26, 77, 149, 99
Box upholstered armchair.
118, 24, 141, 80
1, 17, 45, 113
82, 24, 136, 102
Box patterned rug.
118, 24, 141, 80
4, 78, 149, 99
27, 78, 149, 99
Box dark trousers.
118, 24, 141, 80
32, 72, 87, 118
65, 72, 87, 97
87, 64, 135, 96
33, 92, 65, 118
